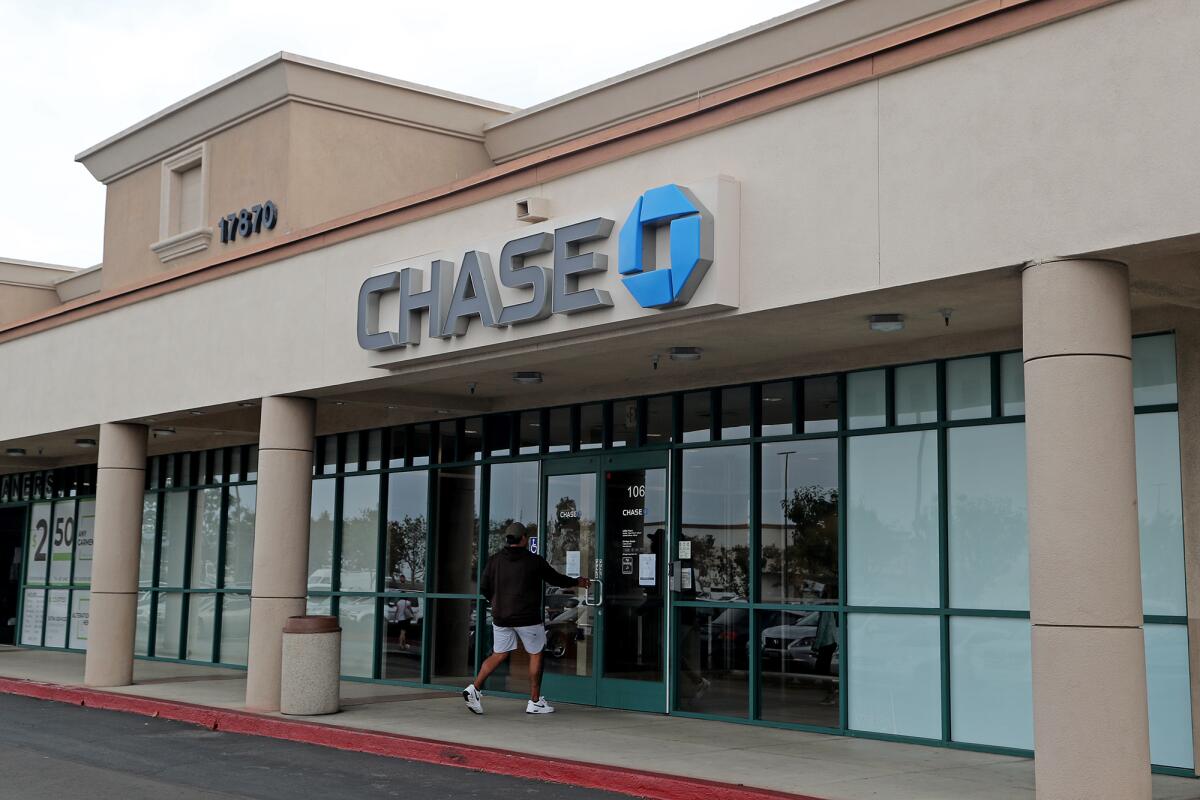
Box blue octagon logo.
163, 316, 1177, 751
618, 184, 713, 309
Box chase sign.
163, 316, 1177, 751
357, 180, 733, 353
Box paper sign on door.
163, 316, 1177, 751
565, 550, 581, 577
638, 553, 656, 586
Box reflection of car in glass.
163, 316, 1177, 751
308, 569, 332, 591
698, 607, 750, 670
544, 605, 589, 659
761, 610, 839, 673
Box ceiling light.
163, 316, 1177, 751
74, 438, 97, 449
763, 396, 783, 403
513, 371, 543, 384
868, 314, 905, 333
237, 401, 256, 408
5, 448, 25, 457
333, 401, 345, 406
189, 410, 204, 416
668, 347, 702, 361
152, 427, 177, 437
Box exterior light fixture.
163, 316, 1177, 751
75, 438, 97, 449
668, 347, 702, 361
5, 448, 26, 457
152, 427, 177, 437
868, 314, 905, 333
513, 371, 543, 384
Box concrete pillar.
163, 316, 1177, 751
245, 396, 315, 711
1022, 258, 1150, 800
83, 423, 148, 687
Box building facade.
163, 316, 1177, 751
1, 1, 1198, 797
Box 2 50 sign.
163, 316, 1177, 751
218, 200, 279, 244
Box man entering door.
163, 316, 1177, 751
464, 523, 590, 715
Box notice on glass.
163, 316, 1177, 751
45, 590, 69, 648
638, 553, 656, 586
20, 590, 44, 646
678, 540, 692, 560
565, 550, 581, 578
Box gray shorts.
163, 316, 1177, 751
492, 623, 547, 654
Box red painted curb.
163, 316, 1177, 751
0, 676, 826, 800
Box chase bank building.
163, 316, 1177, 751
1, 1, 1198, 796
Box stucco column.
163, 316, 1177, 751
245, 396, 315, 711
1023, 258, 1150, 800
83, 422, 148, 687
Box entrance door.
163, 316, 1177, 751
539, 453, 669, 712
0, 508, 25, 645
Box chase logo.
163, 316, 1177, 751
619, 184, 714, 309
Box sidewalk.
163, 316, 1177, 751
0, 647, 1196, 800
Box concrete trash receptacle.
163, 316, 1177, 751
280, 615, 341, 716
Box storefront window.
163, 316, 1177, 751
1132, 334, 1177, 406
223, 486, 256, 590
720, 386, 751, 440
220, 593, 251, 666
847, 613, 941, 738
946, 357, 991, 420
758, 608, 839, 728
158, 493, 189, 588
190, 488, 221, 589
846, 370, 885, 429
385, 471, 428, 592
760, 381, 794, 436
894, 363, 937, 425
488, 461, 538, 556
339, 596, 376, 678
645, 395, 673, 443
433, 467, 479, 594
681, 391, 712, 443
339, 475, 379, 592
803, 376, 839, 433
380, 595, 423, 680
547, 407, 572, 452
949, 616, 1032, 749
681, 446, 750, 602
1000, 352, 1024, 416
308, 479, 335, 591
760, 440, 838, 604
429, 597, 476, 686
676, 606, 748, 718
612, 398, 639, 447
1145, 623, 1194, 769
1135, 413, 1185, 616
580, 404, 604, 450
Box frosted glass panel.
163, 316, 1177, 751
947, 357, 991, 420
949, 617, 1033, 749
948, 424, 1028, 610
1000, 352, 1025, 416
158, 493, 189, 588
308, 479, 335, 591
155, 592, 183, 658
340, 596, 376, 678
847, 432, 939, 607
847, 614, 941, 738
1132, 334, 1177, 406
134, 591, 151, 655
139, 494, 157, 588
186, 593, 216, 661
1135, 413, 1185, 616
1145, 624, 1193, 769
340, 476, 379, 592
223, 485, 256, 590
847, 370, 885, 429
894, 363, 937, 425
190, 488, 222, 589
220, 593, 251, 666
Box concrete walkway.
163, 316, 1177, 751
0, 646, 1196, 800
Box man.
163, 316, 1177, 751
463, 522, 589, 715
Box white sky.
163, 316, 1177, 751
0, 0, 815, 268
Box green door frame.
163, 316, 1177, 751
538, 452, 671, 712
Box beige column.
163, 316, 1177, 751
245, 396, 315, 711
1023, 258, 1150, 800
83, 422, 148, 687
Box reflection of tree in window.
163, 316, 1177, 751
762, 485, 838, 602
386, 515, 426, 589
548, 496, 579, 565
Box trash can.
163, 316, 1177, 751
280, 615, 341, 716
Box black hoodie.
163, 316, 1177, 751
480, 546, 578, 628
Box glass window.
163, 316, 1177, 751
579, 404, 604, 450
804, 376, 839, 433
1000, 352, 1025, 416
44, 589, 69, 648
306, 596, 332, 616
1132, 334, 1177, 406
340, 475, 380, 592
433, 467, 479, 594
20, 589, 44, 645
1135, 413, 1185, 616
758, 609, 839, 728
190, 488, 222, 589
380, 595, 423, 680
429, 598, 476, 686
760, 381, 794, 437
847, 613, 941, 738
135, 592, 151, 656
681, 446, 750, 602
518, 412, 541, 455
339, 596, 376, 678
308, 479, 335, 592
223, 485, 256, 590
462, 417, 483, 460
186, 593, 216, 661
384, 471, 428, 592
760, 440, 839, 604
158, 493, 189, 588
948, 424, 1028, 611
894, 363, 937, 425
681, 391, 712, 443
155, 592, 183, 658
486, 415, 512, 457
411, 424, 432, 467
365, 430, 383, 470
25, 502, 51, 585
73, 499, 96, 586
228, 447, 242, 483
317, 435, 338, 474
488, 461, 539, 557
847, 431, 939, 608
645, 395, 673, 444
676, 606, 748, 717
949, 616, 1033, 749
387, 427, 406, 468
846, 370, 885, 429
437, 422, 456, 464
47, 500, 75, 586
245, 446, 258, 482
219, 593, 251, 667
947, 357, 991, 420
612, 398, 639, 447
1145, 624, 1194, 769
68, 589, 90, 650
720, 386, 752, 440
547, 407, 572, 453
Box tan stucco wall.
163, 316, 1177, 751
0, 284, 62, 327
4, 0, 1199, 441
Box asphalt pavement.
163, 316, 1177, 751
0, 693, 634, 800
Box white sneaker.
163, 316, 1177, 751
525, 696, 555, 714
463, 684, 483, 715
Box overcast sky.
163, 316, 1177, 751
0, 0, 815, 268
